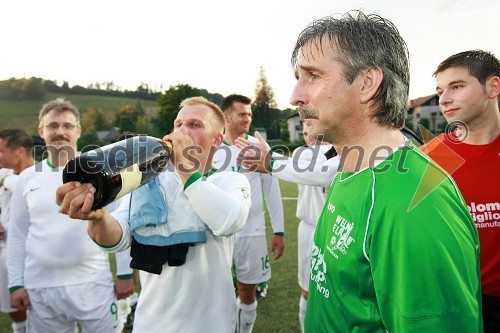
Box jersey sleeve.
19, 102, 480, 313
2, 174, 18, 191
271, 151, 339, 187
7, 173, 30, 288
184, 172, 251, 237
114, 247, 133, 277
107, 194, 133, 276
261, 173, 284, 234
107, 197, 133, 253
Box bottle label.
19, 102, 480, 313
116, 164, 142, 200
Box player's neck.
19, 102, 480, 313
462, 111, 500, 145
14, 157, 35, 174
335, 127, 405, 173
223, 130, 246, 145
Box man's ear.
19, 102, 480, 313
486, 76, 500, 99
37, 126, 44, 140
213, 133, 224, 147
359, 67, 384, 104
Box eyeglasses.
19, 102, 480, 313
43, 123, 79, 131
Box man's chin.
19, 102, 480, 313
49, 143, 65, 147
46, 143, 75, 152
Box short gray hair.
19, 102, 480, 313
38, 98, 80, 128
291, 10, 410, 129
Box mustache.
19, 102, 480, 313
298, 107, 318, 119
52, 135, 69, 142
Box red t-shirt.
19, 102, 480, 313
422, 134, 500, 296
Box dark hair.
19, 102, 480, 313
221, 94, 252, 112
0, 129, 34, 154
291, 10, 410, 129
434, 50, 500, 85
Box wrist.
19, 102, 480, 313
274, 232, 284, 237
88, 208, 106, 223
9, 286, 23, 294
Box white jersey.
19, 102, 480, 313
292, 145, 332, 227
108, 169, 251, 333
0, 168, 15, 312
271, 145, 339, 187
106, 195, 133, 277
0, 168, 14, 229
214, 135, 284, 237
7, 160, 112, 289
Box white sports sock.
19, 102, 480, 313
299, 295, 307, 333
12, 320, 27, 333
236, 297, 257, 333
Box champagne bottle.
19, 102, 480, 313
62, 135, 172, 210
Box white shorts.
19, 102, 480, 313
298, 221, 316, 291
233, 235, 271, 284
0, 244, 16, 313
27, 279, 123, 333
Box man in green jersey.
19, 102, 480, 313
241, 10, 482, 333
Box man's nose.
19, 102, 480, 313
439, 90, 452, 106
290, 81, 308, 107
55, 125, 66, 134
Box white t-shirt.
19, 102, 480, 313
292, 145, 332, 227
8, 160, 112, 289
108, 169, 251, 333
214, 135, 284, 237
106, 194, 133, 277
0, 168, 14, 229
271, 145, 339, 187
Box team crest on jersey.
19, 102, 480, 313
310, 242, 330, 298
326, 213, 355, 259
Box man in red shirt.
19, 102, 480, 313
422, 50, 500, 333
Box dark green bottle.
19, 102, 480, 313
62, 135, 172, 210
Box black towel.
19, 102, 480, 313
130, 237, 189, 274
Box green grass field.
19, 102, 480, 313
0, 93, 160, 135
0, 180, 302, 332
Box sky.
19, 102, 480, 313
1, 0, 499, 109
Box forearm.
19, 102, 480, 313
87, 211, 123, 247
115, 247, 133, 277
7, 231, 27, 288
185, 173, 251, 237
271, 154, 339, 187
262, 174, 285, 234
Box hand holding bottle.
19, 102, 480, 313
56, 181, 105, 221
163, 128, 198, 184
56, 181, 124, 247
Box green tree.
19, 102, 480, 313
254, 66, 277, 108
81, 107, 109, 131
60, 81, 70, 93
153, 84, 204, 135
21, 77, 46, 100
418, 117, 430, 132
78, 130, 100, 151
252, 67, 281, 139
113, 100, 145, 133
280, 125, 290, 142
